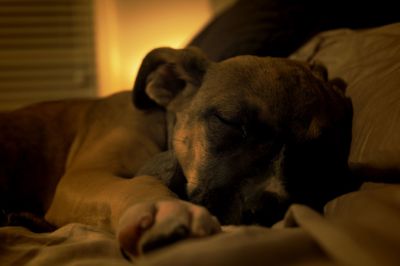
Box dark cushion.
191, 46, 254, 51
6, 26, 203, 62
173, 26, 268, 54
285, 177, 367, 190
188, 0, 400, 61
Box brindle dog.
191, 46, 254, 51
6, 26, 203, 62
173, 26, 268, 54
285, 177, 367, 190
0, 47, 355, 255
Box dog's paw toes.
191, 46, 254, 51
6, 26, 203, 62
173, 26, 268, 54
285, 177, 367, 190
117, 202, 156, 255
117, 200, 221, 256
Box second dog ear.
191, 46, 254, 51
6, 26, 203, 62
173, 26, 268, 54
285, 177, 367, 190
132, 47, 210, 110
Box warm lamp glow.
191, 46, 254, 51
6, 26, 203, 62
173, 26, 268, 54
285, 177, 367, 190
94, 0, 212, 97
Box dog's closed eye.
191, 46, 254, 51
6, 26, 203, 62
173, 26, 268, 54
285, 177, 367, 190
213, 112, 247, 139
205, 111, 248, 154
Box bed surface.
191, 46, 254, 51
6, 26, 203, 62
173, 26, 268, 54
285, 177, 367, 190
1, 182, 399, 266
1, 22, 400, 266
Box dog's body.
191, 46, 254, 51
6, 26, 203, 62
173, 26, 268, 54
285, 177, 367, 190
0, 47, 355, 255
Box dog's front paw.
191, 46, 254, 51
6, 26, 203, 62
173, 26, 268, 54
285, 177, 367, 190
117, 200, 221, 256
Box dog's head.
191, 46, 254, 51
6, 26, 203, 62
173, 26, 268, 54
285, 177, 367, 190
133, 47, 354, 226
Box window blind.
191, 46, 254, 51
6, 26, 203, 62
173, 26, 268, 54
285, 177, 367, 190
0, 0, 96, 110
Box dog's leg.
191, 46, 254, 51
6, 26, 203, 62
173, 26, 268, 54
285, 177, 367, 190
45, 173, 173, 229
45, 172, 220, 256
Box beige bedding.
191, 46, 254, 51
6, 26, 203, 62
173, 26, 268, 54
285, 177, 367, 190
1, 23, 400, 266
1, 183, 399, 266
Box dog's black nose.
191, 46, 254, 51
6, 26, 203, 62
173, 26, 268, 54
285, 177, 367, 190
189, 186, 247, 225
242, 192, 290, 226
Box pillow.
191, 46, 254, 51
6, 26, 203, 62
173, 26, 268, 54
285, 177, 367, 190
290, 23, 400, 181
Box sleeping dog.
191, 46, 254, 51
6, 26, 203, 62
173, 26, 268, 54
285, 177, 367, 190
0, 47, 355, 255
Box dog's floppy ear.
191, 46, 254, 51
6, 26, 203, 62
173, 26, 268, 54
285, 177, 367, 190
132, 47, 210, 110
309, 61, 347, 94
309, 61, 328, 81
305, 61, 351, 140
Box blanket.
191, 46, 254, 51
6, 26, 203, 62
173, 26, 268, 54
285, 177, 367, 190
1, 183, 399, 266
